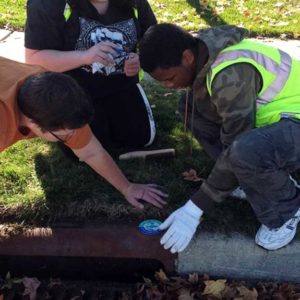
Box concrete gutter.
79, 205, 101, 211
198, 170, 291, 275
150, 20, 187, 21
1, 30, 300, 282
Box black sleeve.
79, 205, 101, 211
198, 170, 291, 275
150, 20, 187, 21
135, 0, 157, 37
25, 0, 67, 50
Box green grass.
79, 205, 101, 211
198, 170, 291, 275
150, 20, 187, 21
0, 0, 25, 31
0, 0, 299, 37
149, 0, 300, 38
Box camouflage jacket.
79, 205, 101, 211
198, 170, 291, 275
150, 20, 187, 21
190, 26, 262, 212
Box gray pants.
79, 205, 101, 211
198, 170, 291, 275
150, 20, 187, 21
179, 94, 300, 228
229, 118, 300, 228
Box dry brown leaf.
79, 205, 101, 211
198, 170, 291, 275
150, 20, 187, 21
182, 169, 203, 182
155, 269, 169, 282
213, 7, 219, 15
188, 273, 199, 284
143, 277, 152, 285
203, 280, 226, 299
222, 285, 239, 298
178, 288, 194, 300
243, 9, 250, 16
237, 286, 258, 300
22, 277, 41, 300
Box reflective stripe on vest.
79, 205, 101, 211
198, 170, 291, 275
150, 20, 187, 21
63, 5, 138, 22
208, 47, 292, 108
134, 7, 138, 18
206, 39, 300, 127
64, 2, 71, 21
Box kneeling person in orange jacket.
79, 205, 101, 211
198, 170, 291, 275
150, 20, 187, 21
0, 57, 167, 209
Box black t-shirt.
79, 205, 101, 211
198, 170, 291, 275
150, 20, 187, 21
25, 0, 157, 95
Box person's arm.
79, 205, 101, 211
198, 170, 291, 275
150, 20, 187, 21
192, 63, 261, 208
135, 0, 157, 35
159, 64, 261, 253
25, 0, 117, 72
72, 134, 167, 209
25, 42, 118, 73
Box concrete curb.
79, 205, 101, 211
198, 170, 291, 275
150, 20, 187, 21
179, 232, 300, 282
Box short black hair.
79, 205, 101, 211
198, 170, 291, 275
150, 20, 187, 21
18, 72, 94, 131
139, 23, 197, 73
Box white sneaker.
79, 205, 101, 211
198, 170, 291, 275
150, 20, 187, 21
255, 208, 300, 250
230, 186, 247, 200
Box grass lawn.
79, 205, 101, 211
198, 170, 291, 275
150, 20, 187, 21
0, 0, 299, 236
0, 0, 299, 37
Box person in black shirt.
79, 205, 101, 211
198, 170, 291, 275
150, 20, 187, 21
25, 0, 156, 157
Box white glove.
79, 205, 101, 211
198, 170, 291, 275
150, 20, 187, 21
159, 200, 203, 253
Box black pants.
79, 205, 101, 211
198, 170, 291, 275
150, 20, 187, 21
59, 82, 156, 159
91, 83, 155, 152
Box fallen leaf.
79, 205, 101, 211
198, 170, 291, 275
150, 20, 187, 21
237, 286, 258, 300
213, 7, 219, 15
243, 9, 250, 16
155, 269, 169, 282
182, 169, 203, 182
203, 279, 226, 299
188, 272, 199, 284
22, 277, 41, 300
178, 288, 194, 300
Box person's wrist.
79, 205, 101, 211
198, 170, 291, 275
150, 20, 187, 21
120, 182, 132, 198
184, 200, 203, 219
79, 50, 90, 66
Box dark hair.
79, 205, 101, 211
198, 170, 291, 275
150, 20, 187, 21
139, 23, 197, 73
18, 72, 94, 131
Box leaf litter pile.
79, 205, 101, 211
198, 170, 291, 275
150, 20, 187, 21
1, 270, 300, 300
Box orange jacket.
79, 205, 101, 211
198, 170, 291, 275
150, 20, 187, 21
0, 57, 92, 152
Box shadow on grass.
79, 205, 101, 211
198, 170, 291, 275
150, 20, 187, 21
187, 0, 228, 27
31, 143, 260, 236
185, 0, 290, 37
32, 144, 132, 225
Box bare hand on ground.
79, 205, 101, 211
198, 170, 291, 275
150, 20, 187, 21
124, 183, 168, 209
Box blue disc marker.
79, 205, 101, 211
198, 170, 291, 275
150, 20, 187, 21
138, 219, 162, 235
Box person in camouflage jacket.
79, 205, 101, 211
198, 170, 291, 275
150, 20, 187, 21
139, 23, 300, 253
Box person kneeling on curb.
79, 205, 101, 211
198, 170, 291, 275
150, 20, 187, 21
139, 23, 300, 252
0, 57, 167, 209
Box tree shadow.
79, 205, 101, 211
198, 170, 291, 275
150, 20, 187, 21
187, 0, 228, 27
33, 144, 117, 225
